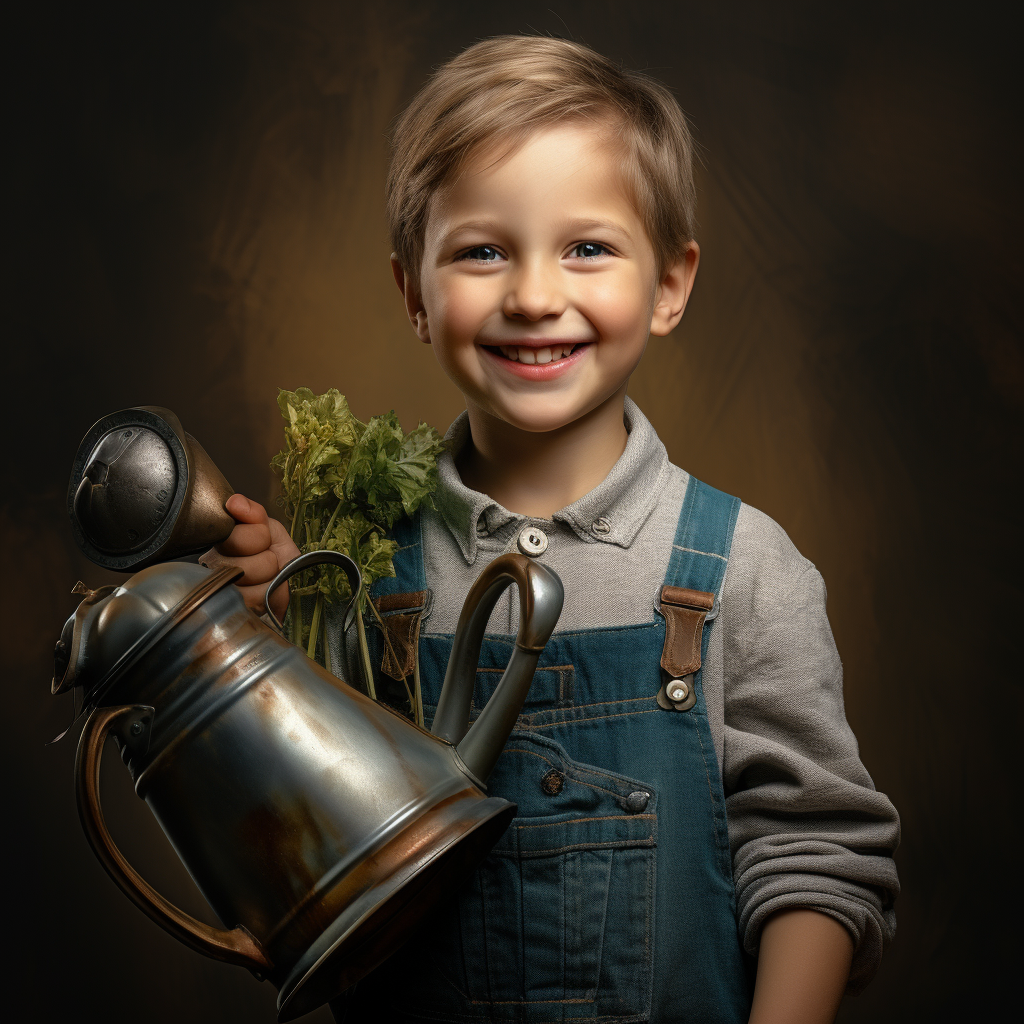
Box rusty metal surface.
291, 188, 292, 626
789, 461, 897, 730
67, 406, 235, 572
64, 554, 562, 1019
76, 703, 272, 974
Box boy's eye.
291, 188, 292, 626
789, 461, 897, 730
570, 242, 611, 259
459, 245, 504, 262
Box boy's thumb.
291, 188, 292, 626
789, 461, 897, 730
225, 493, 255, 522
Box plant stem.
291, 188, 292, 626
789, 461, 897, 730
306, 591, 324, 660
366, 597, 415, 715
413, 652, 424, 729
320, 499, 343, 541
292, 498, 346, 665
291, 592, 304, 649
355, 597, 376, 701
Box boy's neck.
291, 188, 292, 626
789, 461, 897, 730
456, 388, 630, 519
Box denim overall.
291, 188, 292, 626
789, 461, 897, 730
349, 477, 753, 1023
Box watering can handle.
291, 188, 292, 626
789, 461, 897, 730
263, 550, 361, 635
433, 553, 563, 783
75, 704, 273, 977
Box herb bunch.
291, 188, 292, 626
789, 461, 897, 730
272, 387, 444, 723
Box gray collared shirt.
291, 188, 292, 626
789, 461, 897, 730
332, 397, 899, 988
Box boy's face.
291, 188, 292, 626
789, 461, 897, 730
399, 122, 696, 434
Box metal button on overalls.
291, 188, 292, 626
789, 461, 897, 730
517, 525, 548, 556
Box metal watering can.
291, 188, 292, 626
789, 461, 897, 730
55, 407, 563, 1021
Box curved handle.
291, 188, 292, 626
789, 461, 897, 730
75, 704, 272, 977
263, 550, 361, 635
433, 553, 563, 783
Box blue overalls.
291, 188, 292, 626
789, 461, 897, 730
349, 477, 753, 1023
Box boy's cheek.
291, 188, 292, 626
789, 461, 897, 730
424, 281, 494, 340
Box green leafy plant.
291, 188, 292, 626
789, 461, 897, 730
272, 387, 444, 725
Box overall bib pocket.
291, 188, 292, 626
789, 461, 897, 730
395, 731, 657, 1023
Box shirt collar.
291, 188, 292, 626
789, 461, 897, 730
434, 397, 670, 564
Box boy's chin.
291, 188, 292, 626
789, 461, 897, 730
479, 395, 619, 435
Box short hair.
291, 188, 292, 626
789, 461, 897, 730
386, 35, 697, 278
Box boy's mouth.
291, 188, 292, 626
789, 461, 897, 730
479, 341, 591, 380
482, 342, 588, 365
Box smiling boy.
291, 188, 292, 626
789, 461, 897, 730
205, 35, 899, 1024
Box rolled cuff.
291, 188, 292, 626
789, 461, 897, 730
735, 852, 899, 992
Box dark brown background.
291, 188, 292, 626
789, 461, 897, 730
6, 1, 1020, 1021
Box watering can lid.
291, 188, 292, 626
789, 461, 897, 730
53, 561, 242, 703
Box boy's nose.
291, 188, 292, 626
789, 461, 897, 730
502, 260, 567, 321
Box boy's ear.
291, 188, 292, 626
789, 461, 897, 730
649, 241, 700, 337
391, 254, 431, 344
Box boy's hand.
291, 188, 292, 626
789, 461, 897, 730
199, 494, 299, 621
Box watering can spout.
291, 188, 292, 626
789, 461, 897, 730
432, 554, 564, 783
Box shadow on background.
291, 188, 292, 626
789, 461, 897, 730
6, 1, 1020, 1021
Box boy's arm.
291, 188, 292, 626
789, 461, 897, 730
719, 506, 900, 994
748, 909, 854, 1024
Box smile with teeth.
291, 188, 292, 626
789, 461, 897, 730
492, 344, 579, 364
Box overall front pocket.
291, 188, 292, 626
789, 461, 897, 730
392, 731, 658, 1023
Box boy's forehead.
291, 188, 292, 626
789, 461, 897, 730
466, 121, 625, 188
426, 123, 640, 235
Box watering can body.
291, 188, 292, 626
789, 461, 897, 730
58, 404, 563, 1019
62, 556, 561, 1021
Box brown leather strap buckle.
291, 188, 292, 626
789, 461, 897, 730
656, 585, 715, 712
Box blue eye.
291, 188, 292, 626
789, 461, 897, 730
571, 242, 610, 259
460, 245, 503, 262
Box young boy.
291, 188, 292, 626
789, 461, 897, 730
203, 35, 899, 1024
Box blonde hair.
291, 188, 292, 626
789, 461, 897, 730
386, 35, 697, 278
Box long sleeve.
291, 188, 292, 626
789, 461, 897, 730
718, 506, 900, 991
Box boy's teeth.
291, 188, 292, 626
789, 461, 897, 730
497, 344, 576, 363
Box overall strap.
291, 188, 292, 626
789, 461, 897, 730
663, 475, 741, 597
657, 476, 741, 711
371, 511, 427, 598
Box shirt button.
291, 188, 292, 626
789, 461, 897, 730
591, 516, 611, 536
517, 525, 548, 556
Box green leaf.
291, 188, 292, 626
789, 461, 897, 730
342, 411, 406, 528
271, 390, 442, 618
304, 511, 398, 602
393, 422, 446, 516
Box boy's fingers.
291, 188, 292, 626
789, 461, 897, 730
224, 493, 270, 526
216, 522, 273, 557
268, 517, 301, 565
238, 581, 289, 621
201, 499, 296, 621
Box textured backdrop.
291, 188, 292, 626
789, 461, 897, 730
7, 1, 1020, 1020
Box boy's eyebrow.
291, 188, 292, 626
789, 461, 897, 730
438, 219, 504, 239
559, 217, 632, 235
438, 216, 633, 244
